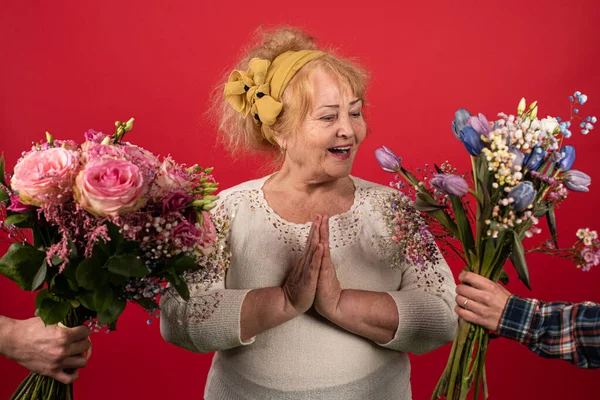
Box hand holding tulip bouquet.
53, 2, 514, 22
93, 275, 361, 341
0, 120, 223, 399
375, 92, 597, 399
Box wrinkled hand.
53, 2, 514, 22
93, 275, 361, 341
455, 271, 512, 331
1, 317, 91, 384
314, 216, 342, 319
282, 215, 324, 315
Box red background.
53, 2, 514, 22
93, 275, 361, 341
1, 1, 599, 399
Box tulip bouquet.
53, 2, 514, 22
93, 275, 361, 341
0, 120, 222, 399
375, 92, 596, 399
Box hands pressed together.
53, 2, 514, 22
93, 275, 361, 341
282, 215, 342, 320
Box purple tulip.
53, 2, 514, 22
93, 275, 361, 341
563, 170, 591, 192
467, 113, 492, 137
375, 146, 402, 173
7, 193, 34, 213
452, 108, 472, 140
430, 174, 469, 197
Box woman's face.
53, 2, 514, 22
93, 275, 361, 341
280, 68, 367, 182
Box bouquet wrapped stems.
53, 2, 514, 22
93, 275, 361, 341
10, 308, 86, 400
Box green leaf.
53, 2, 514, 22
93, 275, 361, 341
0, 243, 46, 290
509, 233, 531, 290
107, 272, 129, 286
0, 153, 6, 187
414, 196, 444, 212
171, 254, 200, 274
93, 288, 115, 313
4, 213, 29, 226
75, 257, 107, 290
117, 240, 140, 255
106, 254, 149, 278
0, 187, 8, 202
498, 270, 509, 285
97, 222, 123, 254
135, 297, 159, 310
78, 293, 95, 311
97, 297, 126, 325
31, 260, 48, 291
449, 195, 475, 256
166, 272, 190, 301
546, 205, 559, 249
35, 289, 49, 309
39, 298, 71, 325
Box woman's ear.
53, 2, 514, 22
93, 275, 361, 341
274, 134, 287, 151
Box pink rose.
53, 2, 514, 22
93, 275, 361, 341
171, 221, 203, 248
84, 129, 108, 143
11, 147, 79, 206
7, 193, 35, 213
74, 157, 147, 216
121, 143, 159, 171
82, 142, 125, 160
155, 158, 192, 191
162, 190, 192, 214
198, 211, 217, 247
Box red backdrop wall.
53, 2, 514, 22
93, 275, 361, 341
1, 1, 599, 399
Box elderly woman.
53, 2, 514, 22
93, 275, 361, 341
161, 28, 457, 399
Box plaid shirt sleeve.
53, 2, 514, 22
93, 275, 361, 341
498, 295, 600, 369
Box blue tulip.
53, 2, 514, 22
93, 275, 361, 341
375, 146, 402, 173
508, 181, 536, 211
557, 145, 576, 171
523, 146, 546, 171
452, 108, 471, 140
459, 126, 485, 156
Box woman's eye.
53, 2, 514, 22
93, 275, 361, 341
350, 112, 362, 118
320, 115, 336, 122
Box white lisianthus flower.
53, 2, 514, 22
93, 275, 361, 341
540, 117, 560, 133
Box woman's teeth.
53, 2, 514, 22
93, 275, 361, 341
328, 146, 351, 154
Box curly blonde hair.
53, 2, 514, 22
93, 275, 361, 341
212, 26, 369, 158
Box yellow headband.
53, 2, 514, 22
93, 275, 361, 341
224, 50, 325, 144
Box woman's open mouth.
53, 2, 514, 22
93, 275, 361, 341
328, 146, 352, 160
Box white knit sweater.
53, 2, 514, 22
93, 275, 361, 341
160, 176, 457, 399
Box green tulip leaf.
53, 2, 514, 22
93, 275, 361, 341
509, 234, 531, 290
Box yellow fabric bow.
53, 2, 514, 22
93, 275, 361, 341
224, 50, 324, 144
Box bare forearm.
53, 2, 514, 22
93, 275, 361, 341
326, 289, 399, 344
240, 287, 298, 341
0, 315, 16, 358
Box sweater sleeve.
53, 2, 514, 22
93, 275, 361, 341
160, 190, 256, 354
378, 253, 457, 354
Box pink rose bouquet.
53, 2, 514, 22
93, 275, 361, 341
0, 119, 222, 399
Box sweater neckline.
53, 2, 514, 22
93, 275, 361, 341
256, 174, 361, 227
